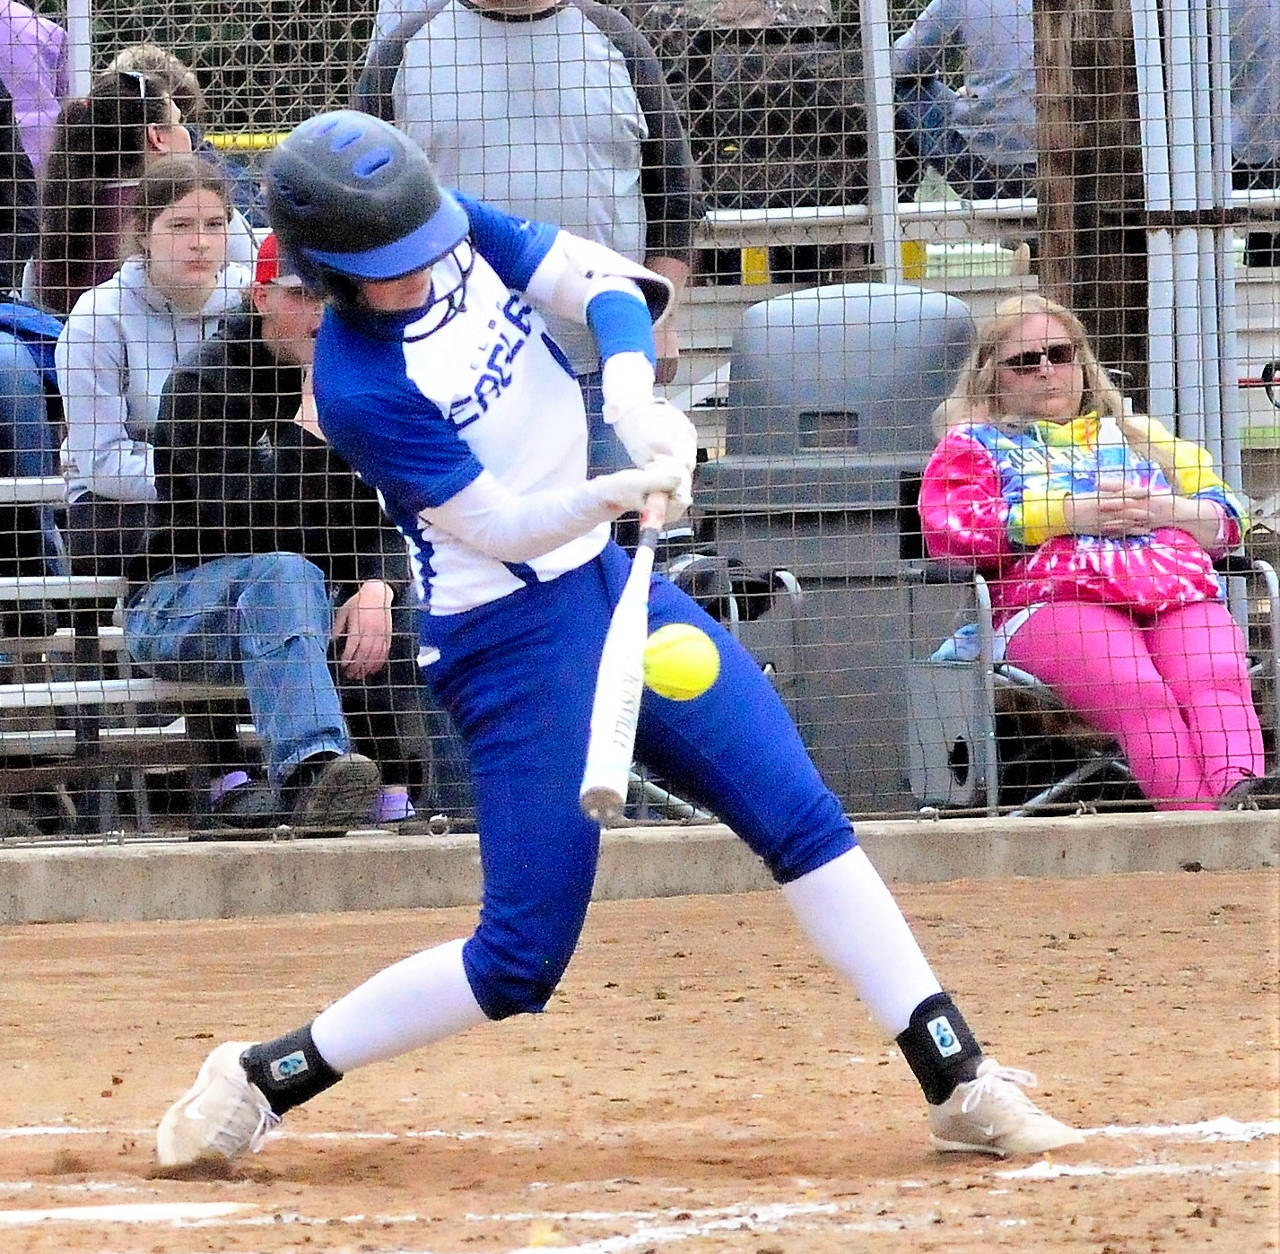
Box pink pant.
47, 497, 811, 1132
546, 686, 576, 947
1003, 599, 1264, 810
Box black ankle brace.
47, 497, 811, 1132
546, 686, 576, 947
242, 1024, 343, 1116
895, 992, 983, 1106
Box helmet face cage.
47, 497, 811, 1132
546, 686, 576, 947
404, 239, 475, 338
264, 110, 469, 300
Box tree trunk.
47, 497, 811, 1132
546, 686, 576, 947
1034, 0, 1149, 407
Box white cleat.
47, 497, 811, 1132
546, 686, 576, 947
928, 1059, 1085, 1157
156, 1041, 280, 1167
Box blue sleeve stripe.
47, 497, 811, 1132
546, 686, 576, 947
586, 289, 656, 366
458, 190, 558, 290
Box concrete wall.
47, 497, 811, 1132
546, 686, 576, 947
2, 810, 1274, 926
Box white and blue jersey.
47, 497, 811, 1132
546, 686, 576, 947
314, 193, 607, 615
312, 193, 854, 1022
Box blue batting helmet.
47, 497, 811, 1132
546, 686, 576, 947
263, 110, 468, 295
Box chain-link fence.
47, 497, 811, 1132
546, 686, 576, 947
0, 0, 1277, 841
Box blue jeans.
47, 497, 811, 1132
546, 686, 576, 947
895, 79, 1035, 201
0, 328, 62, 580
123, 553, 350, 786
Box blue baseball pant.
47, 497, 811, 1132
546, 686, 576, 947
420, 542, 856, 1020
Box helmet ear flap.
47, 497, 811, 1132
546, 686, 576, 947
278, 243, 354, 305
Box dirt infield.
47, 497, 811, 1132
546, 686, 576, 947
0, 869, 1276, 1253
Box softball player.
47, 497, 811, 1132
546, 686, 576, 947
156, 111, 1082, 1165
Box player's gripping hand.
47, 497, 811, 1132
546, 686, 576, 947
601, 350, 698, 481
605, 396, 698, 479
644, 453, 693, 525
586, 457, 691, 527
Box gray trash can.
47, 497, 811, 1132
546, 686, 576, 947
697, 282, 974, 815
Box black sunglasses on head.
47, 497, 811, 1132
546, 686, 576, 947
118, 69, 149, 101
998, 343, 1078, 372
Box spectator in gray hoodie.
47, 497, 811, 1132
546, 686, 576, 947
56, 153, 248, 570
55, 154, 254, 824
1230, 0, 1279, 266
1230, 0, 1279, 183
356, 0, 698, 480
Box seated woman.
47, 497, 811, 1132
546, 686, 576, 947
55, 152, 248, 570
919, 292, 1277, 811
54, 153, 253, 822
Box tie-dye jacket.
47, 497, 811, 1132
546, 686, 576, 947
918, 413, 1249, 620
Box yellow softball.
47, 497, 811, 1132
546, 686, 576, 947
643, 623, 720, 701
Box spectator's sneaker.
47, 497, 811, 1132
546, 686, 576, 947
928, 1060, 1085, 1157
156, 1042, 279, 1167
202, 771, 281, 832
282, 752, 380, 831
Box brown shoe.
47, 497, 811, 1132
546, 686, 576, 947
282, 752, 381, 831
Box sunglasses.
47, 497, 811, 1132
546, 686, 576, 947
998, 343, 1078, 372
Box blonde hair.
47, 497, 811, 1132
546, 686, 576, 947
934, 293, 1127, 434
931, 293, 1188, 477
104, 43, 205, 127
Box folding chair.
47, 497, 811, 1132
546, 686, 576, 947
904, 556, 1280, 815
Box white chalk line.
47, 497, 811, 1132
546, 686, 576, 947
0, 1201, 248, 1226
1085, 1116, 1279, 1142
0, 1125, 107, 1139
0, 1180, 144, 1195
479, 1200, 937, 1253
1, 1155, 1275, 1249
0, 1122, 542, 1146
0, 1198, 934, 1254
3, 1115, 1275, 1148
0, 1116, 1274, 1248
999, 1158, 1279, 1181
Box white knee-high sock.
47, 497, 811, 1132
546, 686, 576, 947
782, 846, 943, 1036
310, 937, 488, 1073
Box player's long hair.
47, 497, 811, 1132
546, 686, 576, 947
103, 43, 206, 130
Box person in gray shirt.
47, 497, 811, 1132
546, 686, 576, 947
1230, 0, 1279, 178
1230, 0, 1279, 265
355, 0, 699, 477
892, 0, 1038, 200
